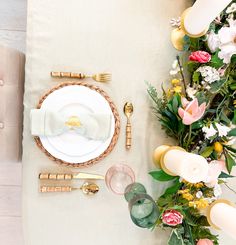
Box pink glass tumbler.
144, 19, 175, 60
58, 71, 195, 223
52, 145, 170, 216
105, 164, 135, 195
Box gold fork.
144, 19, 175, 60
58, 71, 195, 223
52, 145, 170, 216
51, 71, 111, 83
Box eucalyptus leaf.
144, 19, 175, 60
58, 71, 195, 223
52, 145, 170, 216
172, 95, 179, 114
161, 180, 182, 197
149, 170, 177, 181
219, 171, 235, 178
192, 71, 201, 83
224, 145, 236, 154
168, 229, 185, 245
200, 146, 214, 158
228, 128, 236, 137
209, 79, 226, 94
224, 151, 236, 173
210, 52, 224, 68
232, 110, 236, 125
220, 112, 231, 125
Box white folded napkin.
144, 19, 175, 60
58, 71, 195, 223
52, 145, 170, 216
30, 109, 112, 141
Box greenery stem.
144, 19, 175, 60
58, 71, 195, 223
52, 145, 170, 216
186, 125, 192, 150
176, 55, 187, 95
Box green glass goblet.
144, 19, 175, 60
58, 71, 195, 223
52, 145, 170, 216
124, 182, 147, 202
128, 193, 159, 228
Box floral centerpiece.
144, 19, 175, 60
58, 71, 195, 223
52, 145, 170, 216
147, 2, 236, 244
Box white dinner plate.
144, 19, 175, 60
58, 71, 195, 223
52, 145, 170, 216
39, 85, 115, 164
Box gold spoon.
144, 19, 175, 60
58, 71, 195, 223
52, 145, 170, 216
40, 182, 99, 195
124, 102, 134, 150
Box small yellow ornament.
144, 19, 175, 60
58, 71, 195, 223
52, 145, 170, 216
153, 145, 170, 167
171, 79, 180, 85
214, 142, 223, 153
173, 86, 182, 93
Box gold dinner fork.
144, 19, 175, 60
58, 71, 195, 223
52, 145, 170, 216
51, 71, 111, 83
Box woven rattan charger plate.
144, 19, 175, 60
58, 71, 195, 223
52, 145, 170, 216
34, 81, 120, 168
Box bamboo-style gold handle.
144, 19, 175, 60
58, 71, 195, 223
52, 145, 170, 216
39, 173, 73, 180
126, 121, 131, 149
40, 186, 72, 193
51, 71, 86, 79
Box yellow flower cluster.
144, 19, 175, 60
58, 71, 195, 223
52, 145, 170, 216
182, 180, 204, 188
178, 189, 194, 201
167, 79, 182, 97
171, 79, 182, 94
178, 181, 210, 209
189, 199, 209, 209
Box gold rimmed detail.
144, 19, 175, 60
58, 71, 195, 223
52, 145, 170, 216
206, 199, 235, 230
180, 8, 209, 38
159, 146, 186, 176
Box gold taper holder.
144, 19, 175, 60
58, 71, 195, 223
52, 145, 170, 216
206, 199, 235, 230
155, 145, 186, 176
171, 8, 209, 50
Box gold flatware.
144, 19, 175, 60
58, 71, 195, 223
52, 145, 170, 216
40, 182, 99, 195
51, 71, 111, 83
124, 102, 133, 150
39, 172, 104, 180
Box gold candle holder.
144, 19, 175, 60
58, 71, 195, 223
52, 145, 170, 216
171, 7, 209, 50
153, 145, 186, 175
206, 199, 235, 230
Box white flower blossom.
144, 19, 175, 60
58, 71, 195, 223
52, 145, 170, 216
215, 123, 231, 137
169, 59, 180, 75
197, 66, 220, 84
186, 86, 197, 99
226, 3, 236, 14
196, 191, 203, 199
213, 184, 222, 198
218, 19, 236, 64
202, 124, 217, 139
170, 17, 181, 27
207, 31, 220, 53
205, 85, 211, 90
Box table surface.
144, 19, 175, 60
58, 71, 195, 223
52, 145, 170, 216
22, 0, 236, 244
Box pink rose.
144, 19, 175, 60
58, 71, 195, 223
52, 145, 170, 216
197, 239, 214, 245
162, 210, 183, 226
189, 51, 211, 63
178, 98, 206, 125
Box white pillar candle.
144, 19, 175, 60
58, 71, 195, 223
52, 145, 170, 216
163, 149, 209, 183
210, 202, 236, 240
183, 0, 232, 36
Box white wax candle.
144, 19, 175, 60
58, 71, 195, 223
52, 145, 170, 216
184, 0, 232, 36
163, 149, 209, 183
210, 202, 236, 239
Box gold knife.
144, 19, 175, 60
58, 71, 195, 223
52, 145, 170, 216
39, 172, 104, 180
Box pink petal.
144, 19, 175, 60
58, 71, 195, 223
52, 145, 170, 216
181, 97, 189, 108
178, 108, 185, 119
193, 102, 206, 121
182, 112, 195, 125
186, 98, 199, 115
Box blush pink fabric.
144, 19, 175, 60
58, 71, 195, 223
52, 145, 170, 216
0, 46, 25, 162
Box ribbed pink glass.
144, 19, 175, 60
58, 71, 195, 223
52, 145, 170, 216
105, 164, 135, 195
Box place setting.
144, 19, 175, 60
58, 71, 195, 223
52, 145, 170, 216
25, 0, 236, 244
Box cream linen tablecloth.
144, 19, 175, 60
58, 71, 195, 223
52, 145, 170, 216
22, 1, 236, 244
